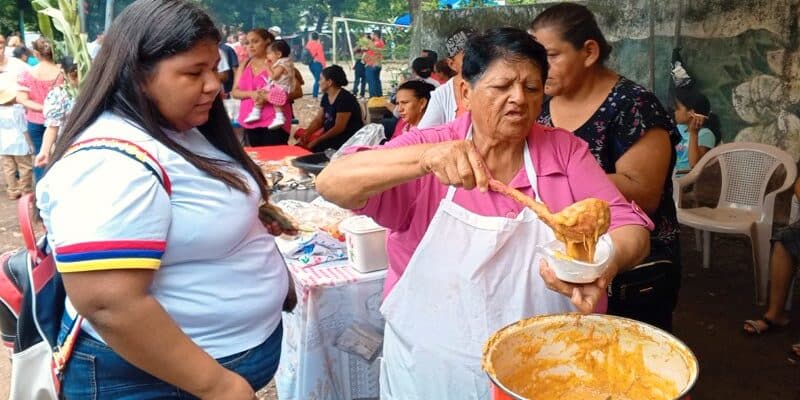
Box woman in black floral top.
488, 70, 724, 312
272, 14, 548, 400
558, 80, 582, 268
531, 3, 681, 331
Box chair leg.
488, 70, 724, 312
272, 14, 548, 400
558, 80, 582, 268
695, 229, 703, 252
702, 230, 711, 269
786, 276, 796, 311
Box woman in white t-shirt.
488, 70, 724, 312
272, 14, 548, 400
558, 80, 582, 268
36, 1, 293, 398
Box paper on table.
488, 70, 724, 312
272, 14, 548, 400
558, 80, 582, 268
334, 322, 384, 362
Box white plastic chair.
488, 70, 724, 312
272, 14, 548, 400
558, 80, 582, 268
674, 142, 797, 305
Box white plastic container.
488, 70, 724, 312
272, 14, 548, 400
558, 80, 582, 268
339, 216, 388, 273
538, 234, 614, 284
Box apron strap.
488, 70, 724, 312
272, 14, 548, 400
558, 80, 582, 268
447, 124, 540, 202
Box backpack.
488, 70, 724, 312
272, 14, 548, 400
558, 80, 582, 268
0, 137, 171, 400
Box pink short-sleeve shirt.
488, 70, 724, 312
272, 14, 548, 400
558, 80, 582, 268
17, 70, 64, 125
347, 113, 654, 298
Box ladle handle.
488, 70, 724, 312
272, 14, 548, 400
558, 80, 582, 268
488, 179, 553, 221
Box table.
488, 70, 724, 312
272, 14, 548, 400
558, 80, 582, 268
244, 145, 311, 161
276, 258, 386, 400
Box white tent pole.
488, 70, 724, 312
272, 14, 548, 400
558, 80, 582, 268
343, 18, 355, 67
334, 16, 406, 28
332, 17, 337, 65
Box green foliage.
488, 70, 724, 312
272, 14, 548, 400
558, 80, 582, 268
31, 0, 92, 94
0, 0, 38, 36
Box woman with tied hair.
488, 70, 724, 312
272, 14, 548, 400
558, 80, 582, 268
531, 2, 682, 331
391, 79, 435, 138
231, 28, 294, 146
317, 27, 652, 398
36, 0, 293, 398
297, 65, 364, 152
16, 37, 62, 182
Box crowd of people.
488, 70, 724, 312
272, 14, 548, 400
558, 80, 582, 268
0, 0, 797, 398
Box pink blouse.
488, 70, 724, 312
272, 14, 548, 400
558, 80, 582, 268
349, 113, 654, 298
17, 70, 64, 124
236, 62, 293, 132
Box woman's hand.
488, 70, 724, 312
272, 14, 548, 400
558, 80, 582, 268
202, 370, 256, 400
34, 151, 50, 168
539, 259, 618, 314
254, 90, 267, 106
305, 138, 320, 150
419, 140, 489, 191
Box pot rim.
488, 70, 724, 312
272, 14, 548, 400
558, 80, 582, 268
482, 313, 699, 400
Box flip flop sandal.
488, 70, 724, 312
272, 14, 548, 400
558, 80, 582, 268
743, 317, 790, 335
788, 350, 799, 365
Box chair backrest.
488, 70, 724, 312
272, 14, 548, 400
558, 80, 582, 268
695, 142, 797, 211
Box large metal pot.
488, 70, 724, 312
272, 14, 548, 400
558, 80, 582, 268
482, 314, 698, 400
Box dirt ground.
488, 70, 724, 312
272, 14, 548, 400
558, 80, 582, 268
1, 69, 799, 398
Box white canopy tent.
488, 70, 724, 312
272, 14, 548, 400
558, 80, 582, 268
331, 16, 409, 66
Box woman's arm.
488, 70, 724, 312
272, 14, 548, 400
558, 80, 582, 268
229, 63, 258, 100
306, 112, 351, 148
608, 128, 673, 214
299, 108, 325, 146
317, 139, 488, 209
34, 126, 58, 167
63, 270, 255, 399
16, 91, 43, 112
540, 225, 650, 314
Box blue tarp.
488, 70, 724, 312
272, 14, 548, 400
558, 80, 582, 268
394, 13, 411, 26
438, 0, 501, 9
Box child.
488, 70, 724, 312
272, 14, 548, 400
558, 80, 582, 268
673, 87, 720, 173
242, 40, 293, 129
35, 56, 78, 167
0, 75, 32, 199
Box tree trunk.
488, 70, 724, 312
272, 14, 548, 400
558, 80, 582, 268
314, 13, 326, 32
408, 0, 423, 18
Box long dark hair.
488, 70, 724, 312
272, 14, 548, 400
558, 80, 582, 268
675, 87, 722, 145
50, 0, 268, 200
531, 2, 613, 65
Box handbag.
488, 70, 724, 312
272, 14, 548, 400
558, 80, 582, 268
0, 138, 171, 400
607, 259, 677, 309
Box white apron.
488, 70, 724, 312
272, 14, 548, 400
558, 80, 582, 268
379, 135, 575, 399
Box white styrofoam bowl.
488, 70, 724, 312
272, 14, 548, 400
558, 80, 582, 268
538, 234, 614, 284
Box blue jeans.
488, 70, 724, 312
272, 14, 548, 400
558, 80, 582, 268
61, 323, 282, 399
365, 65, 382, 97
27, 122, 45, 182
353, 60, 366, 97
309, 61, 323, 98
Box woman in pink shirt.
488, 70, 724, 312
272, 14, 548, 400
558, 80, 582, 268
231, 29, 292, 146
317, 28, 653, 399
391, 79, 435, 138
15, 37, 63, 181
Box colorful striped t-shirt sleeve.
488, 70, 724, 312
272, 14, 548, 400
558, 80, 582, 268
37, 143, 171, 274
55, 240, 166, 273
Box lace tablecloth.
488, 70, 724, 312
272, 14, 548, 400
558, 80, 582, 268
276, 258, 386, 400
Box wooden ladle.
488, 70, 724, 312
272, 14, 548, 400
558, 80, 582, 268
488, 179, 610, 262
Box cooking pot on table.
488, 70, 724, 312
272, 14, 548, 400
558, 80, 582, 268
482, 314, 698, 400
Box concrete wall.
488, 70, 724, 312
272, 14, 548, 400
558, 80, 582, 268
412, 0, 800, 160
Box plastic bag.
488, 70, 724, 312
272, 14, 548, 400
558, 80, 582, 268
331, 123, 386, 159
